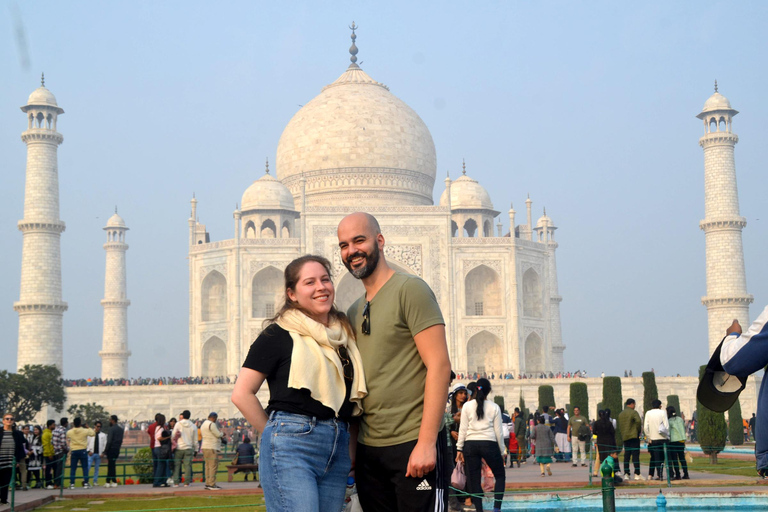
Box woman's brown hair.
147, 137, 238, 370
265, 254, 354, 338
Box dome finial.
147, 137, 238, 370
265, 157, 270, 174
714, 79, 718, 93
348, 21, 359, 68
462, 159, 466, 175
115, 205, 118, 214
41, 72, 45, 87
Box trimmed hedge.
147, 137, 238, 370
569, 382, 589, 422
538, 385, 555, 413
642, 372, 658, 414
697, 365, 727, 463
728, 399, 744, 446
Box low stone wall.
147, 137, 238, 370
61, 374, 761, 423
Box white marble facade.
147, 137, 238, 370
188, 49, 565, 378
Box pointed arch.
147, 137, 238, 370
463, 218, 478, 238
260, 219, 276, 238
524, 332, 543, 374
466, 330, 503, 374
281, 220, 291, 238
451, 220, 458, 237
202, 336, 227, 377
523, 268, 542, 318
465, 265, 502, 316
252, 266, 284, 318
483, 220, 492, 237
244, 220, 256, 239
201, 270, 227, 322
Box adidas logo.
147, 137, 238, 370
416, 479, 432, 491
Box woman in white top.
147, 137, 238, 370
456, 378, 506, 512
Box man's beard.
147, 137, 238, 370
344, 245, 380, 280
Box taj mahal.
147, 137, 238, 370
12, 27, 759, 420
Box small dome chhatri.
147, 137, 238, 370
106, 207, 127, 229
699, 81, 736, 115
536, 207, 554, 228
439, 160, 495, 211
241, 158, 295, 212
27, 73, 60, 108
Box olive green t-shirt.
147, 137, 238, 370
568, 415, 587, 436
347, 272, 445, 447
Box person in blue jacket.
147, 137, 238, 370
717, 306, 768, 476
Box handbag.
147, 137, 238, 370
450, 461, 466, 490
658, 422, 669, 439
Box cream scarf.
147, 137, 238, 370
277, 309, 367, 417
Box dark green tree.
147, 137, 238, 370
132, 447, 154, 483
0, 365, 65, 422
728, 399, 744, 446
538, 385, 555, 413
569, 382, 589, 421
494, 395, 506, 413
666, 395, 681, 416
519, 393, 529, 420
642, 371, 658, 415
67, 402, 112, 426
603, 376, 624, 451
697, 365, 727, 463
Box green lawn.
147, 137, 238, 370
39, 496, 265, 512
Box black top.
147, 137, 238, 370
243, 323, 354, 421
554, 416, 569, 434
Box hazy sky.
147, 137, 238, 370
2, 2, 766, 379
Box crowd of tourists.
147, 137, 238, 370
454, 370, 592, 380
0, 413, 125, 504
62, 376, 234, 387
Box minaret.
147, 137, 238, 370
14, 75, 68, 371
697, 82, 752, 354
99, 209, 131, 379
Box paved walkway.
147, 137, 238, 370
2, 461, 765, 512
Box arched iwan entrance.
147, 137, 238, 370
252, 266, 283, 318
201, 271, 227, 322
202, 336, 227, 377
525, 332, 543, 374
466, 330, 503, 375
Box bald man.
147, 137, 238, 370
338, 212, 452, 512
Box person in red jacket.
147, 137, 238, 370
508, 433, 520, 468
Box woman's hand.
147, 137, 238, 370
456, 451, 464, 464
450, 431, 458, 441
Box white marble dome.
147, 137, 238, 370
27, 87, 59, 108
276, 64, 437, 207
701, 91, 733, 113
105, 213, 127, 228
440, 172, 494, 211
241, 170, 295, 212
536, 210, 553, 228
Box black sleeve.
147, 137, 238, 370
243, 324, 290, 376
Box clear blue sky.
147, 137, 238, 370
1, 1, 766, 379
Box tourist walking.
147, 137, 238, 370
337, 213, 451, 512
201, 412, 224, 490
86, 421, 107, 486
553, 409, 571, 462
232, 255, 366, 512
456, 378, 506, 512
666, 406, 689, 480
567, 406, 590, 467
448, 384, 468, 463
593, 410, 616, 466
171, 411, 197, 487
531, 415, 555, 477
18, 425, 32, 491
513, 408, 527, 465
644, 399, 669, 480
104, 415, 123, 487
618, 398, 643, 480
0, 413, 26, 505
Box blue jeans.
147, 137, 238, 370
153, 448, 168, 486
87, 453, 101, 484
70, 449, 89, 486
260, 411, 350, 512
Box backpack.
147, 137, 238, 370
577, 423, 591, 441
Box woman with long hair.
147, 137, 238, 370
666, 406, 689, 480
531, 415, 555, 477
456, 378, 506, 512
231, 255, 367, 512
593, 409, 617, 467
449, 384, 468, 461
28, 426, 43, 488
